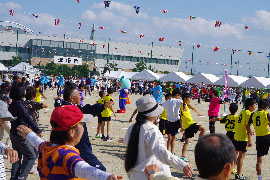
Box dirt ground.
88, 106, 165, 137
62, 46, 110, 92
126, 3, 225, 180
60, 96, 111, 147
5, 89, 270, 180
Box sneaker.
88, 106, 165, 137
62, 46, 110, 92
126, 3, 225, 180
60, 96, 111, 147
96, 134, 101, 138
232, 168, 237, 174
180, 156, 189, 162
104, 136, 112, 141
101, 135, 106, 141
235, 174, 248, 180
180, 137, 186, 143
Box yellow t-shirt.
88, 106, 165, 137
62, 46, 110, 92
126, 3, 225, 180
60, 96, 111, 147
101, 95, 113, 118
234, 110, 251, 141
180, 104, 195, 130
35, 87, 42, 103
160, 108, 167, 120
249, 110, 270, 137
220, 114, 238, 132
96, 98, 104, 105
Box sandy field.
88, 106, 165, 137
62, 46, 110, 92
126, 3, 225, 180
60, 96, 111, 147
5, 89, 270, 180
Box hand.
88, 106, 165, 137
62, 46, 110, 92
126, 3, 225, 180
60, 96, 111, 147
113, 113, 117, 118
183, 165, 193, 177
180, 128, 185, 133
248, 141, 252, 147
5, 147, 19, 164
44, 97, 47, 100
144, 164, 159, 179
106, 174, 122, 180
38, 133, 43, 138
43, 104, 48, 108
196, 112, 201, 116
17, 125, 33, 138
250, 130, 254, 136
118, 138, 123, 143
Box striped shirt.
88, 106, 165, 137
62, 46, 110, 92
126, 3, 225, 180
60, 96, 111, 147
38, 142, 84, 180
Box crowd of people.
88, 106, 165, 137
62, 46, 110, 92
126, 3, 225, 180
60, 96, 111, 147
0, 72, 269, 180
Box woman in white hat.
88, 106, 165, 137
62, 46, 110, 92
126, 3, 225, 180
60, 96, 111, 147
123, 94, 193, 180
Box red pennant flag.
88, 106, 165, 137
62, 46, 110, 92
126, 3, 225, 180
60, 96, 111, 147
53, 34, 57, 37
55, 19, 60, 25
120, 30, 126, 34
79, 40, 83, 42
188, 59, 191, 61
197, 44, 200, 48
103, 45, 106, 48
115, 47, 118, 50
140, 34, 144, 38
138, 51, 142, 53
159, 37, 165, 41
77, 0, 79, 3
78, 22, 82, 29
232, 49, 236, 54
245, 26, 249, 30
214, 47, 219, 52
92, 42, 95, 46
179, 41, 182, 46
99, 27, 104, 29
215, 21, 222, 27
162, 10, 168, 13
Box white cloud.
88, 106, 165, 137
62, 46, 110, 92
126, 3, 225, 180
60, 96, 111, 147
243, 10, 270, 30
4, 2, 22, 9
81, 10, 96, 20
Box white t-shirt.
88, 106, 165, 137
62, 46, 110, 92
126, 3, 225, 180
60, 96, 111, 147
162, 98, 183, 122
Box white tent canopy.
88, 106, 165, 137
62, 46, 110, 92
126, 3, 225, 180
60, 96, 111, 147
186, 73, 220, 85
160, 71, 190, 83
0, 63, 8, 71
9, 62, 40, 75
241, 77, 270, 89
131, 70, 160, 81
215, 75, 248, 87
104, 71, 138, 79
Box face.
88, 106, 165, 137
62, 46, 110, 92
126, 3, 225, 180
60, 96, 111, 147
70, 89, 81, 105
185, 97, 191, 104
0, 118, 5, 127
17, 77, 22, 82
250, 103, 256, 111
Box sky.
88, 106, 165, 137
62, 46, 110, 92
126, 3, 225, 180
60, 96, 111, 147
0, 0, 270, 76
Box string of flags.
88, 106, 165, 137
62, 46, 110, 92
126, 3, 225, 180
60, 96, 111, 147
78, 22, 82, 29
215, 21, 222, 27
9, 9, 14, 16
104, 1, 111, 8
162, 10, 168, 13
134, 6, 140, 14
55, 19, 60, 26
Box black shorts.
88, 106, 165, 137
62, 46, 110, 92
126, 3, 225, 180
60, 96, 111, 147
101, 117, 111, 122
256, 135, 270, 157
234, 140, 248, 152
184, 123, 201, 139
98, 115, 102, 124
159, 119, 168, 135
166, 120, 180, 136
226, 131, 236, 148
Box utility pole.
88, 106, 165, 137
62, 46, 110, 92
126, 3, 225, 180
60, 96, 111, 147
107, 38, 110, 64
191, 45, 194, 75
230, 53, 233, 75
268, 53, 270, 77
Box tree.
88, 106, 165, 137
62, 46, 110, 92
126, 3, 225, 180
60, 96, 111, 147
132, 61, 147, 72
11, 56, 22, 66
44, 61, 59, 75
108, 62, 118, 71
72, 63, 90, 77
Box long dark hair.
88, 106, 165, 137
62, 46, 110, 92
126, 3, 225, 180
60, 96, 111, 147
124, 113, 146, 172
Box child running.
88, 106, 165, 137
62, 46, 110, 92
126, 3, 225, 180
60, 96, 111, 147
180, 93, 205, 162
247, 99, 270, 180
234, 98, 256, 180
101, 88, 116, 141
96, 91, 105, 138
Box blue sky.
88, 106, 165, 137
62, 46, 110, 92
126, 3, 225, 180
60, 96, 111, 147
1, 0, 270, 76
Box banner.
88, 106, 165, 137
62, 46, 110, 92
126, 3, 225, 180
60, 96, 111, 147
54, 56, 82, 65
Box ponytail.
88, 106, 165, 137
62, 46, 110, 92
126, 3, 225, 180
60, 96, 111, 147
124, 113, 146, 172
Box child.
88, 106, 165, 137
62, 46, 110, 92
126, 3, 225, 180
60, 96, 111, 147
35, 80, 47, 103
101, 88, 116, 141
96, 91, 105, 138
210, 103, 238, 144
180, 93, 205, 162
78, 83, 84, 106
162, 88, 182, 154
234, 98, 256, 180
159, 93, 171, 136
247, 99, 270, 180
207, 90, 223, 133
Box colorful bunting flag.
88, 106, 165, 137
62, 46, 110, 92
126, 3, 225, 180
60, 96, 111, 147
159, 37, 165, 41
104, 1, 111, 8
245, 26, 249, 30
140, 34, 144, 38
99, 27, 104, 29
9, 9, 14, 16
103, 45, 106, 48
214, 46, 219, 52
120, 30, 126, 34
162, 10, 168, 13
78, 22, 82, 29
134, 6, 140, 14
77, 0, 79, 3
197, 44, 200, 48
248, 51, 253, 55
55, 19, 60, 26
32, 14, 39, 18
215, 21, 222, 27
190, 16, 195, 20
178, 41, 182, 46
6, 26, 12, 31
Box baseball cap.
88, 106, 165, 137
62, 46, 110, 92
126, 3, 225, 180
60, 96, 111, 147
0, 100, 15, 121
136, 94, 164, 117
50, 105, 84, 131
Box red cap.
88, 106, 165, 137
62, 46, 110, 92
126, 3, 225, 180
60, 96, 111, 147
50, 105, 83, 131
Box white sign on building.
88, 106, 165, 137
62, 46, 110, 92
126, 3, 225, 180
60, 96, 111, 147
54, 56, 82, 65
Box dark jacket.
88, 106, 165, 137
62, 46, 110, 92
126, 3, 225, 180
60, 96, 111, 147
9, 99, 42, 136
61, 101, 106, 171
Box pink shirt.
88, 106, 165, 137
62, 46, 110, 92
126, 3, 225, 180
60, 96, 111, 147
208, 98, 221, 116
